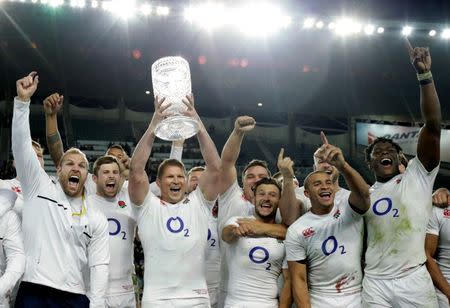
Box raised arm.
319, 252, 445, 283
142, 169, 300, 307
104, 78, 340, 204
316, 132, 370, 213
44, 93, 64, 167
218, 116, 256, 194
406, 40, 441, 171
277, 148, 305, 225
129, 96, 171, 205
425, 233, 450, 303
12, 72, 44, 199
182, 95, 221, 201
235, 218, 287, 240
288, 261, 311, 308
169, 139, 184, 161
432, 188, 450, 208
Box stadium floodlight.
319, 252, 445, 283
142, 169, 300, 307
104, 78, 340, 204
91, 0, 98, 8
156, 6, 170, 16
401, 26, 412, 36
442, 28, 450, 39
377, 26, 384, 33
334, 18, 362, 36
31, 0, 39, 3
315, 20, 324, 29
429, 29, 436, 37
328, 22, 336, 30
104, 0, 136, 19
40, 0, 48, 4
364, 24, 375, 35
140, 3, 151, 16
184, 3, 228, 30
303, 17, 315, 29
70, 0, 77, 7
49, 0, 63, 7
234, 3, 291, 37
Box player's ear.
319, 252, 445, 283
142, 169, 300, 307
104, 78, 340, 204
156, 178, 161, 188
92, 175, 98, 184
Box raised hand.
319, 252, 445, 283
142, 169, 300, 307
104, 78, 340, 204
43, 93, 63, 116
405, 38, 431, 73
234, 116, 256, 133
432, 188, 450, 208
277, 148, 295, 179
149, 96, 172, 130
16, 72, 39, 102
181, 94, 200, 120
314, 131, 346, 170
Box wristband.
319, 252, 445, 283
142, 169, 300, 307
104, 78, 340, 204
417, 71, 432, 81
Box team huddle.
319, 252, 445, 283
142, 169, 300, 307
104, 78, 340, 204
0, 41, 449, 308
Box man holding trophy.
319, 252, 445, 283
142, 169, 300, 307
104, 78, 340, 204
128, 57, 221, 308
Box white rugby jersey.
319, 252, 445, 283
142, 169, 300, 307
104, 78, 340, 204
286, 196, 363, 295
427, 206, 450, 281
88, 190, 138, 295
206, 201, 221, 293
0, 189, 25, 304
364, 157, 439, 279
134, 187, 210, 303
0, 179, 23, 220
12, 99, 110, 295
224, 216, 285, 307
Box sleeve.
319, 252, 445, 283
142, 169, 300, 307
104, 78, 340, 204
149, 182, 161, 197
0, 211, 25, 298
218, 181, 251, 230
405, 157, 440, 189
224, 216, 242, 228
285, 225, 307, 262
88, 264, 108, 308
191, 188, 215, 218
426, 206, 442, 236
11, 98, 47, 200
169, 145, 183, 161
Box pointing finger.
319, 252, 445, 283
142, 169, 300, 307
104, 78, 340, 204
320, 131, 329, 145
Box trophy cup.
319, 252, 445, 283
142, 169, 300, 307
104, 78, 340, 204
151, 56, 199, 141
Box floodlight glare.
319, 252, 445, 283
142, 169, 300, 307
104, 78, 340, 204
91, 0, 98, 8
442, 28, 450, 39
364, 24, 375, 35
303, 17, 315, 29
328, 22, 336, 30
31, 0, 38, 3
140, 3, 151, 16
316, 21, 324, 29
401, 26, 412, 36
377, 26, 384, 33
184, 3, 227, 30
429, 29, 436, 37
334, 18, 362, 36
156, 6, 170, 16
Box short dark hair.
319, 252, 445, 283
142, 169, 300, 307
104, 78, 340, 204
303, 171, 330, 190
157, 159, 186, 180
365, 137, 403, 164
242, 159, 271, 180
93, 155, 122, 176
252, 177, 282, 197
107, 144, 125, 153
187, 166, 205, 177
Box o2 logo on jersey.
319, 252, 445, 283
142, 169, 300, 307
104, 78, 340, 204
108, 218, 127, 240
372, 197, 399, 218
207, 228, 216, 247
166, 217, 190, 237
321, 235, 346, 256
249, 246, 271, 271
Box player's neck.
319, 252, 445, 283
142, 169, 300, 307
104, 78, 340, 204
375, 171, 400, 183
311, 204, 334, 216
255, 214, 275, 224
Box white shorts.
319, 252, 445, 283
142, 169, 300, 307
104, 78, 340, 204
208, 287, 218, 308
224, 300, 277, 308
142, 297, 210, 308
362, 265, 438, 307
310, 291, 362, 308
436, 288, 450, 308
106, 292, 136, 308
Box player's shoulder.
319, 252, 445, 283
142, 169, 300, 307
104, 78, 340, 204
288, 212, 314, 232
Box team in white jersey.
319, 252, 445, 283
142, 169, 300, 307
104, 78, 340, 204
286, 133, 370, 308
361, 42, 442, 307
426, 190, 450, 308
0, 187, 25, 308
222, 178, 288, 308
128, 94, 221, 307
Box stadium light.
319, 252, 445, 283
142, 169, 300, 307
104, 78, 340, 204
31, 0, 38, 3
140, 3, 151, 16
377, 26, 384, 34
401, 26, 412, 36
49, 0, 63, 7
364, 24, 375, 35
315, 20, 324, 29
91, 0, 98, 8
442, 28, 450, 39
156, 6, 169, 16
184, 3, 227, 30
328, 22, 336, 30
334, 18, 362, 36
429, 29, 436, 37
303, 17, 315, 29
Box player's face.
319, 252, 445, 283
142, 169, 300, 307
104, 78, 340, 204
33, 145, 45, 168
369, 142, 400, 180
158, 165, 186, 204
305, 173, 335, 209
93, 162, 121, 198
187, 170, 204, 193
106, 148, 125, 161
254, 184, 280, 219
243, 166, 269, 201
57, 153, 88, 198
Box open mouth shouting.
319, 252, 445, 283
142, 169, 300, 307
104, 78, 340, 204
380, 157, 393, 166
68, 175, 80, 190
318, 191, 332, 203
105, 180, 116, 192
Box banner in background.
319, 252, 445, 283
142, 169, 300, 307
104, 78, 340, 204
356, 122, 450, 163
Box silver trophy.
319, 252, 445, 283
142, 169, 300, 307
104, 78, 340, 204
151, 56, 199, 141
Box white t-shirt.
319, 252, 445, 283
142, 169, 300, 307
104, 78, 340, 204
364, 157, 439, 279
12, 99, 110, 295
224, 216, 285, 307
0, 179, 23, 220
134, 188, 210, 302
427, 206, 450, 281
286, 194, 363, 295
206, 201, 221, 292
88, 191, 138, 295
